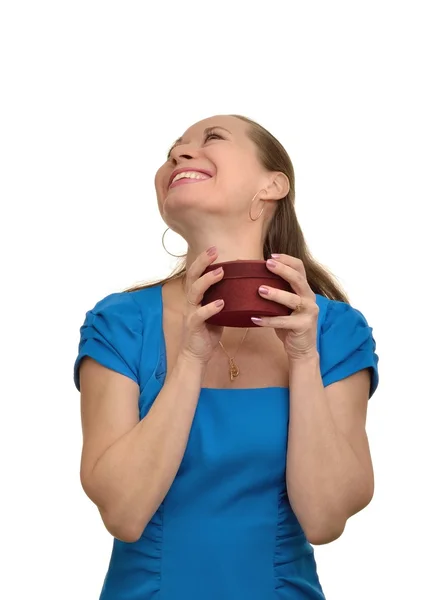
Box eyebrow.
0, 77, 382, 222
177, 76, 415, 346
167, 126, 232, 158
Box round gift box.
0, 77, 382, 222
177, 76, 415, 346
201, 259, 293, 327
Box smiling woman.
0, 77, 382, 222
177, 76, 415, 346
138, 115, 351, 301
74, 114, 379, 600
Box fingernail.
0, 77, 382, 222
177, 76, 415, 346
213, 267, 223, 275
251, 317, 262, 324
215, 299, 224, 307
207, 246, 217, 256
266, 259, 277, 268
259, 286, 269, 295
271, 253, 281, 258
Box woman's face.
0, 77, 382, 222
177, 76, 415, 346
155, 115, 269, 221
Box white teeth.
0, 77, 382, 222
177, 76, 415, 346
171, 171, 211, 184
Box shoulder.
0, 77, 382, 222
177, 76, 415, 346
315, 295, 379, 397
315, 294, 371, 335
74, 285, 162, 391
88, 285, 161, 323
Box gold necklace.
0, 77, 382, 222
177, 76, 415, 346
218, 328, 249, 381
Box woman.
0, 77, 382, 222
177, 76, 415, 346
74, 114, 379, 599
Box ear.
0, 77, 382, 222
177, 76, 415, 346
264, 172, 290, 201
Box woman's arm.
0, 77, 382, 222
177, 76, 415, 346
286, 351, 374, 545
79, 353, 205, 543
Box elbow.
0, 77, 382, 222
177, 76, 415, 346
108, 526, 143, 544
80, 477, 146, 543
302, 509, 347, 546
303, 485, 375, 546
100, 507, 146, 543
305, 520, 346, 545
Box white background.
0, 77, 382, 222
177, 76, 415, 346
1, 1, 427, 598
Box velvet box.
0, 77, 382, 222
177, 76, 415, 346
201, 259, 292, 327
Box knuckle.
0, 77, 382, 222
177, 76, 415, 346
203, 272, 214, 286
189, 310, 201, 323
189, 283, 201, 299
187, 264, 197, 280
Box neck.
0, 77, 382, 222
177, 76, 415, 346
173, 225, 269, 344
167, 217, 268, 342
182, 223, 266, 271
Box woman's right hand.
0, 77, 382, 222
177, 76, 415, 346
179, 246, 225, 366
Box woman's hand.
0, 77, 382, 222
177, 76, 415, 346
179, 246, 225, 366
251, 254, 319, 360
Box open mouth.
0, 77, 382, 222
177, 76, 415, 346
169, 170, 213, 189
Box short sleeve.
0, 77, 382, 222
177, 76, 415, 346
73, 292, 143, 392
319, 300, 379, 398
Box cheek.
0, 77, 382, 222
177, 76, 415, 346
154, 166, 162, 187
218, 159, 259, 199
216, 148, 260, 185
154, 166, 168, 197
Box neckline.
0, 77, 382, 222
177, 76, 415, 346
158, 284, 289, 392
200, 386, 289, 393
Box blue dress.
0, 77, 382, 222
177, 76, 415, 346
73, 285, 379, 600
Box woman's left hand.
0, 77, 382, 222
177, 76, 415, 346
251, 254, 319, 360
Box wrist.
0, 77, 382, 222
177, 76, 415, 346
288, 348, 320, 368
165, 352, 207, 398
177, 351, 208, 373
288, 350, 321, 388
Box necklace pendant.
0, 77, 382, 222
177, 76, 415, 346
229, 358, 240, 381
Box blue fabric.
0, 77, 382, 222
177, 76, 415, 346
318, 299, 379, 398
74, 292, 143, 391
73, 286, 379, 599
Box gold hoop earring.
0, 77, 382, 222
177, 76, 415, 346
249, 189, 267, 221
161, 227, 187, 258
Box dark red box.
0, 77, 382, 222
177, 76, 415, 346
201, 259, 292, 327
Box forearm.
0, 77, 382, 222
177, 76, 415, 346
286, 351, 370, 543
89, 354, 205, 541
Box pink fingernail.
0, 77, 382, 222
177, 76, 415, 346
251, 317, 262, 324
266, 259, 277, 268
259, 286, 269, 295
207, 246, 217, 256
271, 253, 281, 258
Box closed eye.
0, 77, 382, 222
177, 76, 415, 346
204, 132, 224, 142
167, 128, 226, 160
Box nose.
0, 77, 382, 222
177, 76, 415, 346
169, 142, 199, 163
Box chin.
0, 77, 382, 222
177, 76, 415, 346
164, 188, 212, 211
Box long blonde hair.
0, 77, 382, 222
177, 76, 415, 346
124, 115, 349, 303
